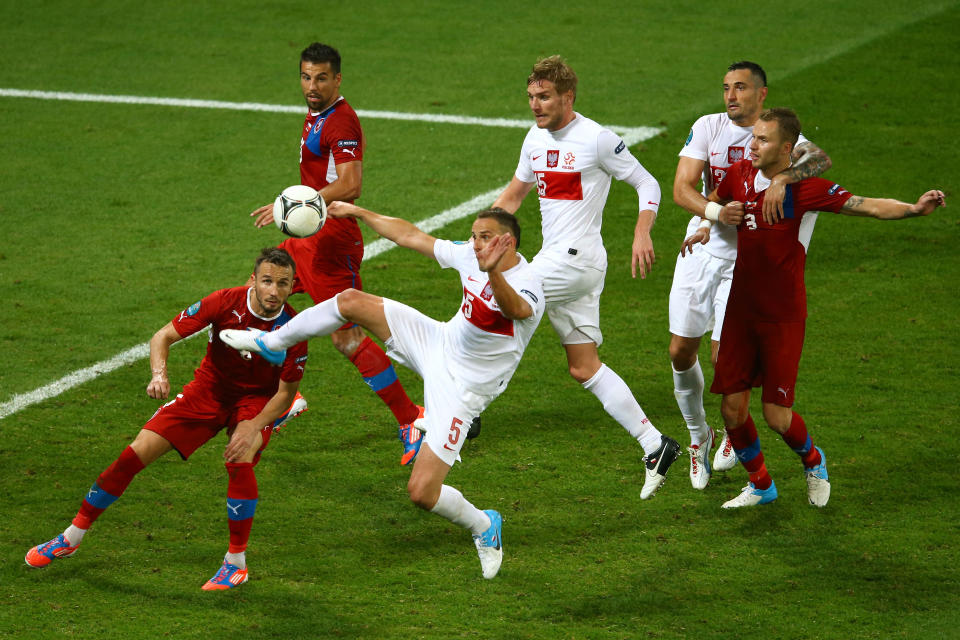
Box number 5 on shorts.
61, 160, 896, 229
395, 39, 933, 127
448, 417, 463, 446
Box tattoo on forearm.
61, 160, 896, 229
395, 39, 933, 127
785, 145, 830, 181
842, 195, 864, 211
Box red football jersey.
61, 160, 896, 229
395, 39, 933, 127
172, 286, 308, 398
297, 96, 364, 255
717, 160, 853, 321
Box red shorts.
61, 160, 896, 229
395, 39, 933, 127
143, 378, 275, 460
279, 236, 364, 303
710, 317, 805, 407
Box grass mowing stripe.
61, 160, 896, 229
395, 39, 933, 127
0, 185, 502, 420
0, 88, 661, 144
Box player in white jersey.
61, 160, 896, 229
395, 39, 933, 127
493, 55, 681, 500
222, 204, 544, 580
670, 61, 832, 489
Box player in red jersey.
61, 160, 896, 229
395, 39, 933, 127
249, 42, 424, 465
683, 108, 945, 509
25, 248, 309, 590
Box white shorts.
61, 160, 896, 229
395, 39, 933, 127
531, 252, 606, 346
382, 299, 494, 466
668, 249, 734, 341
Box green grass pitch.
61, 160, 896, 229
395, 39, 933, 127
1, 1, 958, 638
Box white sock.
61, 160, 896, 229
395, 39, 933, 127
63, 524, 86, 546
672, 360, 710, 445
430, 485, 491, 535
224, 551, 246, 569
261, 296, 346, 351
583, 364, 662, 454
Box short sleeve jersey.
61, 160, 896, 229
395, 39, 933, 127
679, 113, 809, 261
298, 96, 364, 253
432, 240, 545, 396
172, 286, 309, 398
716, 160, 852, 322
515, 113, 644, 261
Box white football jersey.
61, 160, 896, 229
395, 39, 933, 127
515, 113, 646, 269
679, 112, 810, 261
433, 239, 545, 396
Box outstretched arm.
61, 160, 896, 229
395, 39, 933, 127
492, 177, 535, 214
327, 201, 437, 258
146, 322, 183, 400
839, 190, 945, 219
763, 141, 833, 224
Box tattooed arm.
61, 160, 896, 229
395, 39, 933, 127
762, 141, 833, 224
839, 190, 945, 219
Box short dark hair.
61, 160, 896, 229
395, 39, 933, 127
728, 60, 767, 88
254, 246, 296, 275
528, 55, 578, 100
758, 107, 801, 149
478, 208, 522, 249
301, 42, 341, 74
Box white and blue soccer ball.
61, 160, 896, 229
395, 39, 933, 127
273, 185, 327, 238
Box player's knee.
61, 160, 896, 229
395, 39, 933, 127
406, 477, 436, 510
567, 362, 597, 383
669, 336, 699, 369
330, 325, 364, 357
335, 288, 364, 317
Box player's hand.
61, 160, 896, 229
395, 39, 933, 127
251, 203, 274, 228
327, 201, 360, 218
909, 190, 946, 216
476, 234, 515, 272
224, 420, 262, 462
680, 227, 711, 257
762, 177, 787, 224
631, 232, 655, 279
146, 373, 170, 400
719, 201, 745, 226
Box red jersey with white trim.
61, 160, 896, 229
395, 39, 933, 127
433, 239, 545, 395
172, 286, 308, 398
679, 112, 810, 261
717, 160, 852, 322
297, 96, 364, 254
514, 113, 649, 267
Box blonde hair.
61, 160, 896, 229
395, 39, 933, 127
527, 55, 578, 99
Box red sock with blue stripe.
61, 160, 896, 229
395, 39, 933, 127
71, 446, 146, 536
225, 462, 258, 567
350, 336, 419, 425
780, 411, 821, 468
726, 415, 772, 490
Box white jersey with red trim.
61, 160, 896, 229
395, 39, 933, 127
679, 112, 810, 261
515, 113, 645, 268
433, 239, 544, 396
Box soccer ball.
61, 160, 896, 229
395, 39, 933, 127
273, 185, 327, 238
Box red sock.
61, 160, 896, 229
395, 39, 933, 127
73, 446, 145, 529
350, 337, 419, 424
781, 412, 821, 468
225, 462, 258, 554
726, 415, 772, 490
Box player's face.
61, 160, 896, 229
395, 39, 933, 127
300, 61, 342, 112
471, 218, 510, 253
251, 262, 294, 316
723, 69, 767, 126
527, 80, 575, 131
749, 119, 789, 171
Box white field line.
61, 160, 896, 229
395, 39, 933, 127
0, 89, 661, 146
0, 88, 662, 419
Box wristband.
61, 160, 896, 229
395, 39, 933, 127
703, 202, 723, 221
698, 218, 714, 229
